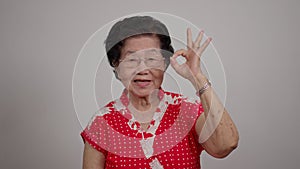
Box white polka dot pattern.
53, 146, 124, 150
81, 89, 204, 168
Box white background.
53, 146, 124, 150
1, 0, 299, 168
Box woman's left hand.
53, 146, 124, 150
170, 28, 212, 87
170, 29, 239, 158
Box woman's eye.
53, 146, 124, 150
148, 58, 156, 61
126, 58, 137, 62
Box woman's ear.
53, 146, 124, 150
163, 63, 167, 72
113, 69, 121, 80
163, 60, 169, 72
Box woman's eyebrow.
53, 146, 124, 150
125, 50, 136, 55
125, 48, 159, 56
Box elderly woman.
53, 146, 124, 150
81, 16, 239, 169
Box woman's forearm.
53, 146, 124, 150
193, 74, 239, 158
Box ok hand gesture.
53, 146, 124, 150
170, 28, 212, 88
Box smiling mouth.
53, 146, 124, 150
133, 79, 151, 82
133, 79, 152, 87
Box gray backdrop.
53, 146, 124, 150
1, 0, 299, 169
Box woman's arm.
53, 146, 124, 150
83, 142, 105, 169
194, 75, 239, 158
170, 28, 239, 158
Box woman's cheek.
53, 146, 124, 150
117, 69, 135, 88
153, 69, 164, 87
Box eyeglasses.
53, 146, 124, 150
118, 49, 165, 68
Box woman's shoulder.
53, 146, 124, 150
86, 100, 118, 122
163, 90, 200, 105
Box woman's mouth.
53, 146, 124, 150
133, 79, 152, 87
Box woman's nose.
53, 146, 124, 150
137, 69, 150, 75
137, 66, 150, 75
135, 58, 149, 73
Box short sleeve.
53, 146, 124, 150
188, 101, 204, 132
81, 115, 108, 156
197, 102, 204, 120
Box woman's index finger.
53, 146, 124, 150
187, 28, 193, 49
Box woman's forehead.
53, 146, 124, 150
122, 36, 161, 52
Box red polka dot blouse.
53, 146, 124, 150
81, 89, 204, 169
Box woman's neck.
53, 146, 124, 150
128, 91, 160, 111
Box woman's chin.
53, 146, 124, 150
130, 87, 158, 98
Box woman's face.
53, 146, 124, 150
115, 35, 166, 97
